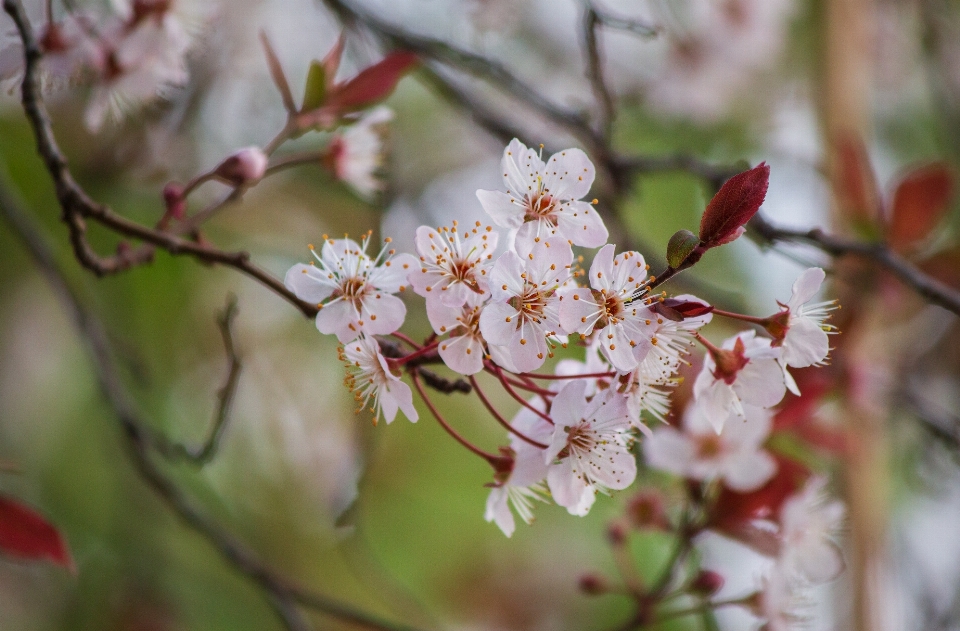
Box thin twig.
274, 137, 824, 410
582, 4, 615, 138
749, 213, 960, 316
468, 376, 548, 449
0, 176, 431, 631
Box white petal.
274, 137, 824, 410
792, 540, 845, 583
438, 333, 484, 375
477, 189, 524, 229
559, 289, 598, 335
542, 148, 595, 200
369, 253, 418, 293
588, 244, 616, 291
643, 427, 695, 476
479, 301, 520, 346
735, 359, 787, 409
598, 323, 642, 373
359, 293, 407, 337
549, 380, 588, 433
555, 200, 608, 249
722, 449, 777, 492
508, 325, 549, 373
500, 138, 542, 197
788, 267, 826, 311
547, 463, 594, 515
484, 487, 515, 537
284, 263, 335, 303
488, 251, 526, 301
383, 377, 418, 423
782, 317, 830, 368
315, 300, 360, 342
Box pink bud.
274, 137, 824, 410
578, 573, 608, 595
214, 147, 268, 185
162, 182, 186, 220
607, 521, 628, 546
690, 570, 725, 596
627, 491, 670, 531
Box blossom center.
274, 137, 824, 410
524, 193, 560, 224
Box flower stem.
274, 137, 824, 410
411, 371, 503, 465
487, 364, 555, 425
389, 331, 421, 349
513, 370, 617, 381
469, 376, 548, 449
389, 341, 439, 366
709, 308, 769, 325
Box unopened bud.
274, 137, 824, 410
627, 491, 669, 531
578, 573, 608, 595
214, 147, 268, 185
162, 182, 186, 220
690, 570, 725, 596
607, 521, 628, 546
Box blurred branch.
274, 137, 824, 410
582, 4, 615, 139
0, 181, 432, 631
2, 0, 317, 319
148, 296, 243, 466
749, 213, 960, 315
587, 2, 658, 38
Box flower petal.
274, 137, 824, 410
788, 267, 826, 311
477, 189, 524, 229
284, 263, 336, 303
542, 148, 595, 200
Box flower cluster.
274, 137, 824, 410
284, 139, 839, 543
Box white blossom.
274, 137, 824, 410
339, 335, 418, 425
559, 244, 656, 372
476, 138, 607, 254
284, 235, 417, 343
774, 267, 837, 395
479, 237, 573, 373
409, 220, 498, 332
545, 381, 636, 515
434, 293, 487, 376
778, 476, 845, 584
328, 106, 394, 198
644, 404, 777, 492
693, 330, 786, 433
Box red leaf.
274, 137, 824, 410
0, 495, 73, 570
708, 455, 809, 532
662, 298, 714, 318
326, 51, 419, 113
260, 31, 296, 114
888, 163, 953, 253
699, 163, 770, 248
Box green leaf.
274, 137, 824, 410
666, 229, 699, 269
301, 60, 327, 112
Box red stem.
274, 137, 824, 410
411, 371, 502, 465
390, 331, 421, 349
500, 375, 556, 397
489, 364, 555, 425
709, 308, 769, 326
691, 331, 723, 356
469, 376, 549, 449
390, 340, 439, 365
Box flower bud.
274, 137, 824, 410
214, 147, 268, 185
690, 570, 725, 596
162, 182, 186, 221
627, 491, 670, 531
578, 573, 609, 595
607, 521, 628, 546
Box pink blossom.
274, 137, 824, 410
778, 476, 845, 583
479, 238, 573, 373
545, 381, 636, 515
409, 220, 498, 332
327, 107, 394, 198
340, 336, 417, 425
773, 267, 837, 395
693, 330, 786, 433
284, 235, 417, 343
644, 404, 777, 492
476, 139, 607, 254
559, 244, 655, 372
485, 402, 552, 536
434, 294, 487, 376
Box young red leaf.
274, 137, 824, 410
661, 298, 714, 318
321, 35, 345, 82
887, 163, 953, 253
325, 51, 419, 113
0, 495, 73, 570
699, 162, 770, 249
260, 32, 297, 114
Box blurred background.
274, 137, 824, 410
1, 0, 959, 629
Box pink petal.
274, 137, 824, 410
735, 359, 787, 409
284, 263, 335, 303
547, 463, 594, 515
788, 267, 826, 311
721, 449, 777, 492
782, 318, 830, 368
479, 301, 520, 346
555, 200, 608, 248
370, 253, 418, 292
315, 300, 360, 342
438, 333, 484, 375
359, 293, 407, 337
559, 289, 599, 335
477, 189, 523, 229
484, 488, 515, 537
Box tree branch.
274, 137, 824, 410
749, 213, 960, 315
0, 179, 432, 631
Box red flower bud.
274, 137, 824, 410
214, 147, 268, 185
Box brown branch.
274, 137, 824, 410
749, 213, 960, 316
3, 0, 317, 319
0, 174, 433, 631
582, 4, 615, 139
148, 295, 244, 466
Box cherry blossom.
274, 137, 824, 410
409, 220, 498, 331
778, 476, 845, 583
479, 238, 573, 373
434, 293, 487, 376
284, 235, 417, 343
644, 404, 777, 492
339, 335, 418, 425
559, 244, 655, 372
476, 138, 607, 253
641, 295, 714, 383
327, 107, 394, 198
770, 267, 837, 395
485, 402, 552, 536
693, 330, 786, 433
754, 561, 811, 631
545, 381, 636, 516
